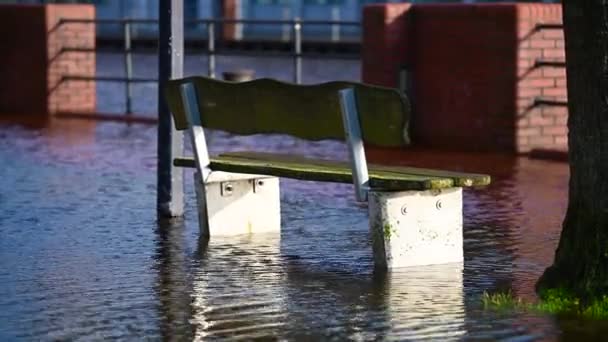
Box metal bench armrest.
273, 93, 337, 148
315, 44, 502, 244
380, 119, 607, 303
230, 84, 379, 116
180, 82, 211, 182
339, 88, 370, 202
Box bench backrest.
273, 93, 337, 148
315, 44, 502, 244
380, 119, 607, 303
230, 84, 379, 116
164, 76, 411, 147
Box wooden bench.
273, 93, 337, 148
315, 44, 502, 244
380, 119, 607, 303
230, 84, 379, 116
164, 76, 490, 269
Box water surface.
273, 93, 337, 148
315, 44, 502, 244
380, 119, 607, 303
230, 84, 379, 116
0, 53, 597, 341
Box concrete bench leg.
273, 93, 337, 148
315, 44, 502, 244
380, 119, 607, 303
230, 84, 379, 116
368, 187, 463, 269
194, 171, 281, 236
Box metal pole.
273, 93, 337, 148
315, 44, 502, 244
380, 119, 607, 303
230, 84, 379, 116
124, 20, 133, 114
157, 0, 184, 218
208, 21, 216, 79
293, 17, 302, 84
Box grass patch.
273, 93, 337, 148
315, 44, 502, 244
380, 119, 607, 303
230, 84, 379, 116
482, 291, 526, 310
482, 289, 608, 319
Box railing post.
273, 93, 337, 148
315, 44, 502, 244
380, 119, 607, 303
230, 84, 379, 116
293, 17, 302, 84
208, 21, 216, 79
331, 7, 340, 42
124, 19, 133, 114
282, 7, 291, 42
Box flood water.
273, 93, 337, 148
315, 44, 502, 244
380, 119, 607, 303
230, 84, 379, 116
0, 53, 602, 341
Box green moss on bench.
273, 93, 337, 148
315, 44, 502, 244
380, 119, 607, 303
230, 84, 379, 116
225, 152, 491, 187
174, 152, 491, 191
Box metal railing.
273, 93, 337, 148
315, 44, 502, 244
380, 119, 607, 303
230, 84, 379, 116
58, 18, 361, 114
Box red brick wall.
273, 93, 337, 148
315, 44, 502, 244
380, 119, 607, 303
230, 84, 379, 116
222, 0, 240, 41
46, 4, 96, 115
516, 5, 566, 153
0, 4, 95, 117
0, 5, 48, 116
362, 4, 412, 87
362, 3, 566, 154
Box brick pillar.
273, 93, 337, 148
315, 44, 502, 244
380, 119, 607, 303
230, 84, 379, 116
361, 4, 412, 88
0, 4, 95, 117
515, 4, 566, 154
221, 0, 242, 41
46, 4, 96, 115
362, 3, 567, 154
0, 5, 47, 116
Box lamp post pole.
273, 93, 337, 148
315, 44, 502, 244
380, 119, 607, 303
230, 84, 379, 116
157, 0, 184, 218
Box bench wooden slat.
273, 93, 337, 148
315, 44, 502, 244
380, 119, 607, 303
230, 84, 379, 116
175, 155, 450, 191
173, 152, 489, 191
164, 77, 411, 147
222, 152, 491, 187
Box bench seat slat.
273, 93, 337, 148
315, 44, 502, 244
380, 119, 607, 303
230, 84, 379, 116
174, 152, 490, 191
175, 155, 449, 190
223, 152, 491, 187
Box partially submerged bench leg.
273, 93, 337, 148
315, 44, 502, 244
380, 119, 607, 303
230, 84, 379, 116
178, 83, 281, 236
194, 171, 281, 236
369, 187, 463, 269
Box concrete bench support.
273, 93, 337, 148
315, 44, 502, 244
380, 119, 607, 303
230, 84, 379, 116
369, 187, 463, 269
194, 171, 281, 236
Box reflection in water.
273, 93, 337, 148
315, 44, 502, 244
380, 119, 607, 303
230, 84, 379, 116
283, 262, 466, 341
190, 233, 286, 340
157, 229, 468, 341
382, 264, 466, 340
154, 218, 195, 340
508, 159, 569, 300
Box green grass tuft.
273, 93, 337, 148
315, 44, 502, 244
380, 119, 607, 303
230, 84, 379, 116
535, 288, 579, 315
482, 288, 608, 319
482, 291, 526, 311
580, 296, 608, 319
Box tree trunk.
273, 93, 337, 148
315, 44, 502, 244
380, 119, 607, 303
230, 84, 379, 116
536, 0, 608, 299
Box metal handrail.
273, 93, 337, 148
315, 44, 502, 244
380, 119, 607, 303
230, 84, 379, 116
57, 17, 361, 114
63, 75, 157, 83
58, 18, 361, 26
61, 47, 360, 60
